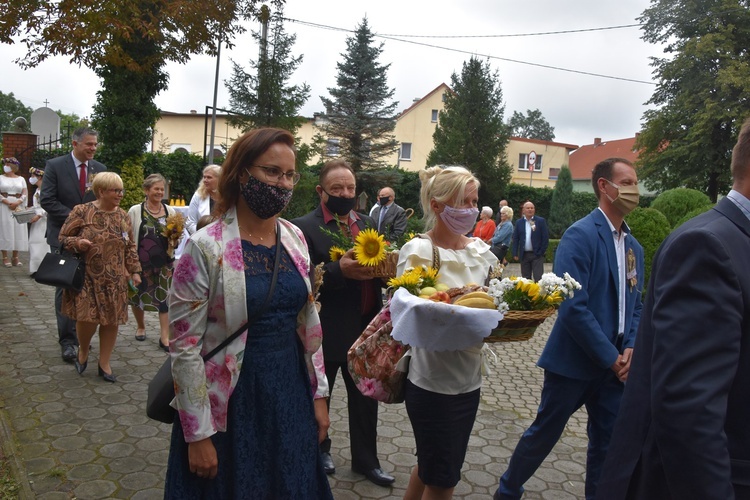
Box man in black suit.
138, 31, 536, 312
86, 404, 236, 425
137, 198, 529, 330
596, 118, 750, 500
291, 159, 395, 487
370, 186, 408, 240
40, 127, 106, 362
512, 201, 549, 281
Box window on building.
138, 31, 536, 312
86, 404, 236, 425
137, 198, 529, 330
170, 143, 191, 153
400, 143, 412, 161
518, 153, 543, 172
442, 93, 447, 102
431, 109, 439, 122
548, 167, 560, 179
325, 139, 340, 156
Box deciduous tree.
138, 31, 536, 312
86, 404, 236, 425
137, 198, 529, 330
226, 9, 309, 135
427, 57, 512, 205
508, 109, 556, 141
0, 91, 32, 134
636, 0, 750, 202
319, 18, 398, 171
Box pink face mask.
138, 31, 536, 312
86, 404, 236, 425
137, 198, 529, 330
440, 205, 479, 235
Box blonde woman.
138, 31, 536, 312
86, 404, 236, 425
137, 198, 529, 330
185, 164, 221, 235
398, 166, 498, 499
59, 172, 141, 382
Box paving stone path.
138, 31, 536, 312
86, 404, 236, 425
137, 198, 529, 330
1, 254, 589, 499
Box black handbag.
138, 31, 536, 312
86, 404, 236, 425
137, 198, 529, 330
146, 226, 282, 423
34, 250, 86, 291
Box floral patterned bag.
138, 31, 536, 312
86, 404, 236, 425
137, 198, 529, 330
347, 235, 440, 404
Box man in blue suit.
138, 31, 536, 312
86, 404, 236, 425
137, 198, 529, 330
40, 128, 106, 362
512, 201, 549, 281
596, 121, 750, 500
495, 157, 644, 500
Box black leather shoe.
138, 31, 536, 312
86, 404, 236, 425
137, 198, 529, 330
320, 452, 335, 475
61, 345, 77, 363
159, 339, 169, 353
97, 365, 116, 383
74, 356, 88, 375
357, 467, 395, 487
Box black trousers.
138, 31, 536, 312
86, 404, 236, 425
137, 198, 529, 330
50, 243, 77, 347
320, 360, 380, 472
521, 252, 545, 282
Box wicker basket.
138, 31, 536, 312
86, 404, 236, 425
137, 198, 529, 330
485, 308, 556, 343
11, 208, 37, 224
364, 251, 399, 279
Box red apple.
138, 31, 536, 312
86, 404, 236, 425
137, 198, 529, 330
429, 291, 451, 303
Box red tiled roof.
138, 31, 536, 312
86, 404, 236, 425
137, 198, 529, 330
568, 137, 639, 180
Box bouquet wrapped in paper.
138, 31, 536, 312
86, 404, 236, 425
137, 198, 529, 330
162, 212, 186, 259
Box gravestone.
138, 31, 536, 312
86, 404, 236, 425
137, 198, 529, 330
30, 107, 61, 149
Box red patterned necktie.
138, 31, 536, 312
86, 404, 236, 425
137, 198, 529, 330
79, 163, 87, 196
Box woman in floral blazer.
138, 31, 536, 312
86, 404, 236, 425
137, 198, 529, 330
164, 128, 332, 499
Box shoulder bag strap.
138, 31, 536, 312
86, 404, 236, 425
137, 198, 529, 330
202, 222, 282, 362
417, 233, 441, 270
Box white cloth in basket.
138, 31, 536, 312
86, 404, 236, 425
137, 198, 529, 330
390, 288, 503, 351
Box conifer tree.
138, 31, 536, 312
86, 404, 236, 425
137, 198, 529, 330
427, 57, 511, 205
226, 10, 310, 135
548, 166, 573, 237
319, 18, 398, 171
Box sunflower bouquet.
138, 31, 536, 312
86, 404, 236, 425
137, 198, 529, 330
484, 272, 581, 342
321, 226, 402, 278
386, 265, 440, 296
162, 212, 186, 259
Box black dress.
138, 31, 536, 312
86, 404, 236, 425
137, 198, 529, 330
164, 241, 333, 499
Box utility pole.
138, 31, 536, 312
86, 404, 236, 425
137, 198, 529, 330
208, 37, 222, 165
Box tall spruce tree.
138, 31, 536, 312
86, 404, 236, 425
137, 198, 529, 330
637, 0, 750, 202
427, 57, 511, 205
319, 18, 398, 171
226, 10, 310, 134
548, 166, 573, 237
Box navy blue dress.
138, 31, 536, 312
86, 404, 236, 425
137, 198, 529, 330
164, 241, 333, 499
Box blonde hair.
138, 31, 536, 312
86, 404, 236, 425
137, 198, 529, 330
419, 166, 480, 230
500, 205, 514, 220
91, 172, 123, 198
196, 164, 222, 199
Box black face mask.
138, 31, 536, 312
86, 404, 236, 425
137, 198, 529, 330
379, 196, 390, 206
323, 189, 357, 216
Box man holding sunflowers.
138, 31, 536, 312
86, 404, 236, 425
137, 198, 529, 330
292, 159, 396, 487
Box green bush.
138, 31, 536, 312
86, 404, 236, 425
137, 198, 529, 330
570, 191, 598, 223
549, 167, 573, 238
119, 157, 145, 210
650, 188, 712, 228
545, 239, 560, 264
625, 207, 671, 292
673, 204, 714, 229
142, 151, 205, 199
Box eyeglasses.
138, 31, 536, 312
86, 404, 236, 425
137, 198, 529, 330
248, 165, 301, 185
107, 189, 125, 195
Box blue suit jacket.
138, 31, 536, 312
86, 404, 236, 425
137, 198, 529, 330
538, 208, 644, 380
512, 215, 549, 259
597, 197, 750, 500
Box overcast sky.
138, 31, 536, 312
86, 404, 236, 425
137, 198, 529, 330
0, 0, 661, 148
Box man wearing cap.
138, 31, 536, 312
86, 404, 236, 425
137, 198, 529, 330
40, 127, 106, 363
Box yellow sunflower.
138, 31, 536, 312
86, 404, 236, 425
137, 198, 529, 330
353, 228, 387, 266
419, 266, 440, 288
329, 246, 347, 262
387, 269, 422, 295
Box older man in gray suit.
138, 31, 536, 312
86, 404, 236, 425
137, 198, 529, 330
40, 127, 106, 362
371, 186, 408, 241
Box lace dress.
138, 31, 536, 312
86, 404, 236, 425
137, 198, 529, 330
164, 241, 333, 500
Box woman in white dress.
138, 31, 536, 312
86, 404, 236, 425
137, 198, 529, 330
173, 164, 221, 259
0, 157, 29, 267
27, 166, 47, 276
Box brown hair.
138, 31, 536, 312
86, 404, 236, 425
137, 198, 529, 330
319, 159, 355, 187
591, 157, 634, 199
732, 117, 750, 182
215, 128, 296, 215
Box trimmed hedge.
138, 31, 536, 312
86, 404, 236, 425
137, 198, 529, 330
673, 204, 714, 229
650, 188, 712, 228
625, 207, 671, 293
